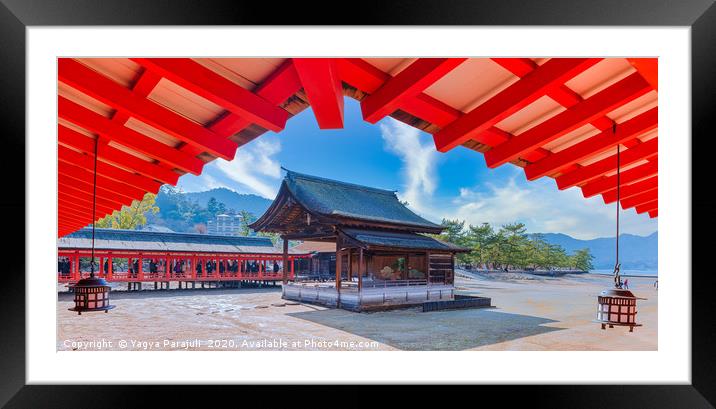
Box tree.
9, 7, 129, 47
95, 193, 159, 230
571, 248, 594, 271
237, 210, 255, 236
467, 223, 494, 268
206, 197, 227, 217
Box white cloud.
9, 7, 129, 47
177, 137, 283, 199
213, 137, 282, 199
379, 119, 439, 216
449, 169, 657, 239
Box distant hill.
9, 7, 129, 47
533, 232, 658, 270
146, 187, 272, 233
184, 188, 272, 215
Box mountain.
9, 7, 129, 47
533, 231, 658, 270
146, 187, 273, 233
184, 188, 272, 215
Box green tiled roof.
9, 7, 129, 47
284, 170, 441, 230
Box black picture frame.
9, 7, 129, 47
1, 0, 714, 406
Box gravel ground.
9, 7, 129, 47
57, 273, 657, 351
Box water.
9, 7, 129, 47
590, 269, 658, 277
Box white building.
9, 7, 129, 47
207, 214, 244, 236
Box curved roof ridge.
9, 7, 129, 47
285, 169, 398, 196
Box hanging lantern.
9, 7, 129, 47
68, 136, 115, 315
594, 122, 645, 332
69, 274, 115, 315
596, 288, 644, 332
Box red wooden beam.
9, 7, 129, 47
337, 58, 390, 93
208, 59, 302, 140
132, 58, 289, 133
602, 176, 658, 204
581, 160, 658, 198
627, 58, 658, 91
58, 97, 203, 174
58, 192, 117, 216
361, 58, 466, 123
293, 58, 345, 129
524, 107, 658, 180
433, 58, 601, 152
59, 206, 103, 223
620, 189, 658, 210
58, 179, 130, 210
58, 211, 93, 226
59, 59, 238, 160
58, 125, 179, 186
97, 143, 180, 186
635, 200, 659, 214
484, 72, 652, 168
648, 209, 658, 218
556, 138, 657, 190
335, 58, 475, 135
492, 58, 614, 131
58, 144, 164, 193
59, 173, 140, 204
59, 200, 104, 219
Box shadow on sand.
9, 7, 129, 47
57, 286, 282, 301
288, 307, 565, 351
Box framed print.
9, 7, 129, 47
1, 0, 715, 406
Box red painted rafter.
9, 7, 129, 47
58, 190, 118, 216
620, 189, 658, 210
493, 58, 615, 131
60, 200, 109, 219
433, 58, 601, 152
58, 145, 163, 193
556, 138, 658, 190
581, 160, 658, 198
58, 211, 94, 226
293, 58, 345, 129
59, 171, 141, 203
58, 125, 180, 186
484, 72, 652, 168
336, 58, 552, 161
361, 58, 466, 123
627, 58, 658, 91
635, 200, 658, 214
132, 58, 289, 133
207, 59, 302, 141
58, 179, 131, 209
524, 107, 658, 180
648, 209, 658, 218
59, 205, 107, 223
59, 59, 238, 160
602, 176, 658, 204
59, 97, 203, 174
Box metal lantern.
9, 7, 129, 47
594, 129, 646, 333
69, 275, 115, 315
596, 288, 644, 332
67, 136, 115, 315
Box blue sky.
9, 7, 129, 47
177, 98, 657, 240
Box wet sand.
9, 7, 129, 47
57, 273, 657, 351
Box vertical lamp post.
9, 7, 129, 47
69, 137, 115, 315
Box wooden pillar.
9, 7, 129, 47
335, 238, 342, 294
425, 251, 430, 284
358, 248, 364, 292
348, 249, 353, 282
108, 256, 113, 280
405, 253, 410, 281
138, 255, 144, 281
449, 253, 454, 285
282, 238, 289, 284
